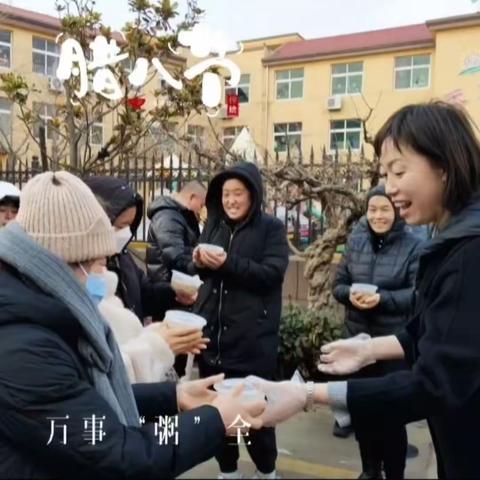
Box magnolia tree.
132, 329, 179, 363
0, 0, 237, 173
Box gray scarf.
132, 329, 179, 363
0, 222, 139, 427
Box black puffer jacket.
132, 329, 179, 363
348, 195, 480, 479
194, 163, 289, 377
146, 196, 200, 282
333, 215, 421, 337
0, 265, 224, 479
84, 176, 176, 321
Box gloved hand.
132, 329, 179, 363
245, 376, 307, 427
318, 333, 375, 375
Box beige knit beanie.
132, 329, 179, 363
16, 171, 116, 263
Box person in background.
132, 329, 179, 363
193, 163, 289, 480
0, 181, 20, 227
332, 184, 421, 479
146, 180, 207, 377
84, 176, 198, 323
0, 170, 265, 478
147, 180, 206, 282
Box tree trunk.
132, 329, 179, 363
64, 84, 79, 170
304, 220, 349, 324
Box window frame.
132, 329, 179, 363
150, 121, 177, 152
32, 36, 60, 77
90, 121, 104, 146
394, 54, 431, 90
186, 124, 205, 146
275, 69, 304, 101
0, 98, 12, 142
330, 61, 364, 96
225, 73, 251, 104
273, 122, 302, 153
222, 126, 245, 150
0, 30, 12, 69
33, 102, 57, 140
329, 119, 362, 151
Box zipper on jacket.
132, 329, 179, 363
215, 226, 235, 365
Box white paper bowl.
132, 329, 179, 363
198, 243, 225, 254
171, 270, 202, 295
214, 378, 264, 403
164, 310, 206, 329
351, 283, 378, 294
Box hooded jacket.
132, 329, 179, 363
347, 193, 480, 478
0, 263, 225, 478
146, 196, 200, 282
84, 176, 176, 321
333, 186, 422, 337
194, 163, 289, 377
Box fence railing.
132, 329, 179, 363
0, 146, 371, 250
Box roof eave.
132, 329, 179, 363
262, 40, 435, 66
427, 12, 480, 31
1, 16, 60, 36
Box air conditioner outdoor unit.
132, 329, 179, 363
48, 76, 64, 93
327, 95, 342, 111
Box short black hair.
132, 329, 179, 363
0, 196, 19, 209
374, 101, 480, 214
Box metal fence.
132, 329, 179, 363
0, 146, 371, 250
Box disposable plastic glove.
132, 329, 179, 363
245, 376, 307, 427
318, 333, 375, 375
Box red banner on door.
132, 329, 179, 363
226, 94, 239, 117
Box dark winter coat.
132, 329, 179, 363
194, 163, 289, 377
347, 195, 480, 479
146, 196, 200, 282
84, 176, 176, 321
333, 216, 421, 337
0, 265, 224, 479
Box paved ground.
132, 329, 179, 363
180, 405, 436, 479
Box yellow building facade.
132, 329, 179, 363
2, 4, 480, 167
197, 12, 480, 163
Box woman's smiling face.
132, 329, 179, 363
381, 137, 448, 226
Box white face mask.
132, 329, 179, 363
115, 227, 132, 253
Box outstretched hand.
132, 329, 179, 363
318, 333, 375, 375
245, 376, 308, 427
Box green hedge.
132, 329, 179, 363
278, 304, 342, 380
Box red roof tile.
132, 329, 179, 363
265, 24, 434, 64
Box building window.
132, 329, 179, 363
0, 31, 11, 69
330, 120, 362, 150
33, 103, 56, 140
275, 69, 304, 100
331, 62, 363, 95
394, 54, 430, 90
187, 125, 204, 146
150, 121, 177, 152
32, 37, 60, 76
91, 122, 103, 146
225, 73, 250, 103
274, 122, 302, 152
223, 126, 244, 150
0, 98, 11, 141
